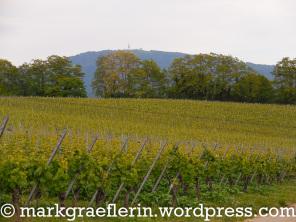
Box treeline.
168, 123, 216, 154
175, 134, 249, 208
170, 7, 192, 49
1, 51, 296, 104
93, 51, 296, 104
0, 56, 86, 97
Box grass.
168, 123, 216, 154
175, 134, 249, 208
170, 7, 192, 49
1, 180, 295, 222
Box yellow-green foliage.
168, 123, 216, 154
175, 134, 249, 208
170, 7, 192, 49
0, 97, 295, 150
0, 97, 295, 207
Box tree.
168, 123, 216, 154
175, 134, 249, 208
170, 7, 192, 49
136, 60, 166, 98
45, 56, 86, 97
93, 51, 141, 97
168, 54, 255, 100
92, 51, 166, 98
0, 59, 20, 95
18, 56, 86, 97
232, 73, 273, 103
45, 75, 86, 97
168, 55, 212, 99
18, 59, 48, 96
210, 54, 254, 100
273, 57, 296, 104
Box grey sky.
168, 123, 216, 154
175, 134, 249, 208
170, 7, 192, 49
0, 0, 295, 65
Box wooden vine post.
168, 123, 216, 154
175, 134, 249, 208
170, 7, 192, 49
151, 143, 179, 193
0, 116, 9, 139
26, 129, 67, 206
130, 141, 167, 206
88, 138, 128, 207
111, 138, 148, 204
64, 134, 100, 202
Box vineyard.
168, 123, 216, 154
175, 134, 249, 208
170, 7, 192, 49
0, 97, 296, 221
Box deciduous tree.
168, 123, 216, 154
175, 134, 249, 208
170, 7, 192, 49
0, 59, 20, 95
273, 57, 296, 104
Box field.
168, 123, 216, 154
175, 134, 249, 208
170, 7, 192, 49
0, 97, 295, 221
1, 97, 296, 148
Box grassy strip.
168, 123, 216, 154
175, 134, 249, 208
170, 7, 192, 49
1, 180, 295, 222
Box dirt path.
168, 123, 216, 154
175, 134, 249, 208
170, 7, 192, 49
244, 204, 296, 222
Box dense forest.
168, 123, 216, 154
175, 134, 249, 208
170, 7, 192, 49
1, 51, 296, 104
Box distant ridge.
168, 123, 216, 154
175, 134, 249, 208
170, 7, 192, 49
69, 49, 274, 97
246, 62, 275, 79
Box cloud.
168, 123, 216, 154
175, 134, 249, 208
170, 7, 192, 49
0, 0, 295, 65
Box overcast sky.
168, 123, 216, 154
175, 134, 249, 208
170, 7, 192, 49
0, 0, 295, 65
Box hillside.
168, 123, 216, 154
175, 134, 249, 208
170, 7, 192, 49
246, 62, 275, 79
1, 97, 295, 221
69, 50, 274, 96
1, 97, 295, 149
